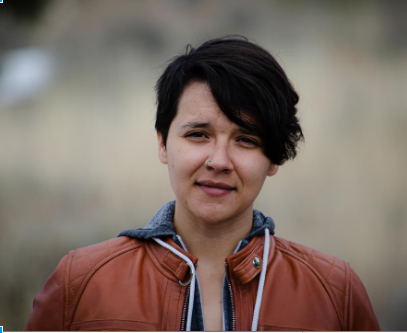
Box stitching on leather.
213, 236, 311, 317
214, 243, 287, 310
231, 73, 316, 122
176, 282, 183, 330
67, 243, 137, 284
162, 252, 185, 280
320, 256, 346, 321
176, 262, 185, 276
260, 324, 313, 331
277, 248, 345, 327
164, 280, 171, 330
67, 271, 91, 285
72, 243, 134, 260
67, 272, 90, 327
75, 327, 154, 331
237, 275, 243, 329
71, 319, 157, 325
106, 240, 112, 255
308, 254, 346, 274
67, 248, 127, 320
327, 281, 346, 293
325, 256, 336, 281
165, 281, 172, 329
344, 267, 350, 297
79, 327, 152, 331
82, 248, 91, 271
72, 319, 155, 326
303, 248, 315, 263
68, 278, 82, 299
68, 246, 135, 286
322, 279, 341, 317
66, 242, 140, 325
276, 243, 346, 274
327, 282, 345, 316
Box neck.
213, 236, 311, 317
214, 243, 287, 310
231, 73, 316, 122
173, 205, 253, 261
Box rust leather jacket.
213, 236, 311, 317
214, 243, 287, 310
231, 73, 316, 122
25, 203, 380, 331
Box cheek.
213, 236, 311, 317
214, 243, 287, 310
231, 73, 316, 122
167, 147, 200, 184
239, 158, 270, 187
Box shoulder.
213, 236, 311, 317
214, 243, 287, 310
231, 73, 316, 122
270, 236, 379, 330
64, 237, 146, 329
273, 236, 350, 292
25, 236, 144, 330
65, 236, 143, 283
273, 236, 350, 319
68, 236, 142, 264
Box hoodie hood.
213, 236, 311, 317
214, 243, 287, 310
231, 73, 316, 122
118, 201, 275, 248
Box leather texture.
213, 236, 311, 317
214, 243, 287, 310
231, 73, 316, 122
25, 235, 380, 331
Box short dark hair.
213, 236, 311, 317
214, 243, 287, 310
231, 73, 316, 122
155, 36, 303, 165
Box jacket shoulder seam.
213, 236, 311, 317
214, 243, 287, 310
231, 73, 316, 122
71, 318, 156, 325
260, 324, 313, 331
281, 240, 347, 275
275, 244, 348, 329
67, 241, 139, 285
64, 237, 142, 329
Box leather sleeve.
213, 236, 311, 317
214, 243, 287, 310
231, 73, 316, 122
25, 255, 67, 331
348, 267, 381, 331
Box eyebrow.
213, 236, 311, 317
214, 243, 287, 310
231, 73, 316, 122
181, 122, 259, 136
181, 122, 210, 130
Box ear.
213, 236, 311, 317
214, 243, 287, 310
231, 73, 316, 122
267, 163, 279, 177
157, 132, 168, 165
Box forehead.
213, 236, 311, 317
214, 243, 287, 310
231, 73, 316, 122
177, 81, 220, 118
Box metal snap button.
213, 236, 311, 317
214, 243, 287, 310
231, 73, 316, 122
253, 257, 261, 269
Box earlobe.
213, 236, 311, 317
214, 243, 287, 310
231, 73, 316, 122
267, 163, 279, 177
157, 132, 168, 164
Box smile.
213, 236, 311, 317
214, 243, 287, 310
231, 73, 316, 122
196, 180, 236, 197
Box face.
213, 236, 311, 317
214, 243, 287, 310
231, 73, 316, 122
157, 81, 278, 226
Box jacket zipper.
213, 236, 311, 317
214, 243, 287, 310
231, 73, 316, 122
180, 285, 190, 331
225, 262, 236, 331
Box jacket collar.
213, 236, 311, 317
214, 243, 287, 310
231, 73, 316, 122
143, 234, 275, 286
118, 201, 276, 285
227, 233, 275, 284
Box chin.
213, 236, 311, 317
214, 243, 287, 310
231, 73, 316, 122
191, 202, 247, 224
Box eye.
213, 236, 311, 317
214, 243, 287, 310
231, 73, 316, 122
185, 131, 208, 139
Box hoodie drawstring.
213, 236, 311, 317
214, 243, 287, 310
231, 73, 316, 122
153, 227, 270, 331
153, 237, 196, 331
251, 227, 270, 331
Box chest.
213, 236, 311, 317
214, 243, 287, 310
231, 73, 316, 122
196, 262, 226, 331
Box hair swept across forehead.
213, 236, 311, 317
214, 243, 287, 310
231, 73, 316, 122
155, 36, 303, 165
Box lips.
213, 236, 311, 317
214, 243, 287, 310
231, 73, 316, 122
196, 180, 236, 197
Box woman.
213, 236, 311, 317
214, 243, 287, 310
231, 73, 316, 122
26, 37, 380, 331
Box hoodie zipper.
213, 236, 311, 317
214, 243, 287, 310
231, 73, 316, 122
180, 265, 236, 331
225, 262, 236, 331
180, 285, 190, 331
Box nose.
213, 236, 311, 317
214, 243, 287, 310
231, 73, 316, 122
205, 141, 234, 173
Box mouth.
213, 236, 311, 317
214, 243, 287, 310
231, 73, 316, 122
196, 180, 236, 197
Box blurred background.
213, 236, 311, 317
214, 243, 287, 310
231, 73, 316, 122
1, 0, 406, 330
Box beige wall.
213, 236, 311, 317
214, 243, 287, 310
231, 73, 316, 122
1, 0, 406, 329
